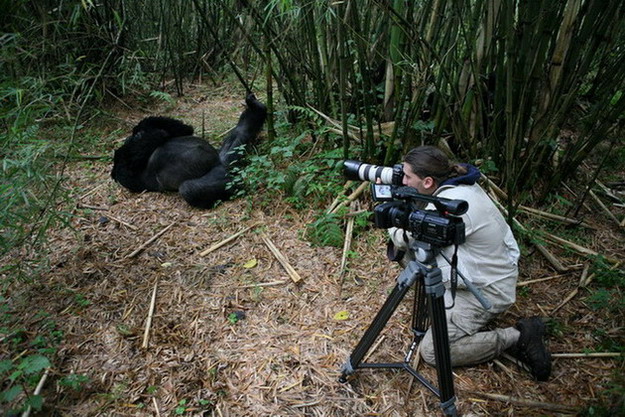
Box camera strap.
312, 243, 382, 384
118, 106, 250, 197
447, 243, 460, 309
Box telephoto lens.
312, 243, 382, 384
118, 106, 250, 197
343, 160, 404, 185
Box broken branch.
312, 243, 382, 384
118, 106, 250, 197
199, 222, 261, 256
261, 233, 302, 283
126, 221, 176, 258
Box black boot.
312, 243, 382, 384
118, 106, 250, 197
513, 317, 552, 381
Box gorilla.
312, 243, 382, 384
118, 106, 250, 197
111, 93, 267, 209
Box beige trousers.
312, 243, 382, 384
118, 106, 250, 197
419, 279, 520, 367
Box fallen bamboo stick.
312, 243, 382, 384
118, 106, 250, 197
261, 233, 302, 283
327, 181, 353, 213
481, 174, 508, 201
589, 189, 622, 227
518, 205, 593, 228
338, 203, 357, 280
552, 262, 622, 313
78, 183, 104, 200
142, 279, 158, 349
107, 214, 138, 230
22, 368, 50, 417
152, 397, 161, 417
552, 265, 589, 313
517, 273, 568, 287
199, 222, 261, 257
235, 280, 286, 289
543, 232, 620, 264
330, 181, 369, 214
487, 191, 568, 272
126, 221, 176, 258
551, 352, 623, 358
76, 203, 109, 211
471, 392, 577, 413
534, 243, 569, 273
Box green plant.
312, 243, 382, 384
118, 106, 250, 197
59, 374, 90, 391
175, 399, 189, 415
306, 213, 345, 248
0, 355, 50, 414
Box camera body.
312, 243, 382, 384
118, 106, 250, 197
372, 183, 467, 248
343, 159, 467, 247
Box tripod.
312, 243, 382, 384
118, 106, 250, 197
339, 242, 458, 417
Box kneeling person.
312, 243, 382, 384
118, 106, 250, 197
389, 146, 551, 381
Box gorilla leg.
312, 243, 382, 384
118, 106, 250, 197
147, 137, 221, 191
219, 93, 268, 167
178, 165, 232, 209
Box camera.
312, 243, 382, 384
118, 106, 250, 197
343, 159, 467, 247
343, 160, 404, 185
371, 184, 467, 248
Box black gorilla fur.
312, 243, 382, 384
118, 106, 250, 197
111, 93, 267, 209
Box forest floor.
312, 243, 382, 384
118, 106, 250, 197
3, 84, 624, 416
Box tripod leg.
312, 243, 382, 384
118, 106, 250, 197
424, 266, 458, 417
339, 281, 412, 382
339, 261, 426, 382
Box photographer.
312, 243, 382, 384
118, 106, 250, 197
388, 145, 551, 381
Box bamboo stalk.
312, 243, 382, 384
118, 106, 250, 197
543, 232, 620, 264
260, 233, 302, 283
199, 222, 261, 257
487, 190, 568, 272
142, 279, 159, 349
126, 221, 176, 258
517, 273, 568, 287
471, 392, 577, 413
338, 203, 357, 285
518, 205, 593, 228
534, 243, 569, 273
107, 214, 138, 230
589, 189, 622, 227
330, 181, 369, 214
22, 368, 50, 417
235, 280, 286, 289
327, 181, 353, 213
551, 352, 623, 358
552, 262, 621, 313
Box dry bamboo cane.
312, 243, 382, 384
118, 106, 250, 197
330, 181, 369, 214
543, 232, 620, 264
471, 392, 577, 413
551, 352, 623, 358
487, 190, 568, 272
127, 221, 176, 258
518, 205, 593, 228
553, 262, 622, 313
338, 202, 357, 288
142, 279, 159, 349
199, 222, 261, 256
327, 181, 353, 213
260, 233, 302, 283
589, 189, 622, 227
21, 368, 50, 417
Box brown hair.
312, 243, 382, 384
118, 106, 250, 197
403, 146, 467, 186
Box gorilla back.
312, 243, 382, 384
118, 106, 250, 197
111, 93, 267, 209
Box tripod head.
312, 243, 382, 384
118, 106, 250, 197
405, 240, 493, 311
